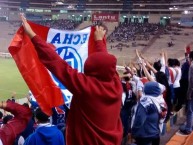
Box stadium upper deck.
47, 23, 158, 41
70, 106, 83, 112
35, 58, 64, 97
0, 1, 188, 30
0, 0, 193, 26
0, 0, 192, 9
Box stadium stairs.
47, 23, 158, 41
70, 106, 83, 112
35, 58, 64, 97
165, 106, 193, 145
159, 106, 193, 145
104, 22, 119, 37
75, 21, 92, 30
133, 29, 162, 61
132, 36, 157, 61
161, 107, 187, 145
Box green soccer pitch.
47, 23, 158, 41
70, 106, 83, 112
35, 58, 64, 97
0, 58, 28, 101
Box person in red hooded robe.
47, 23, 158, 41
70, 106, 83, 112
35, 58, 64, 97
20, 15, 123, 145
0, 101, 32, 145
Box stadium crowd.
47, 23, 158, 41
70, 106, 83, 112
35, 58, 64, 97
107, 22, 175, 43
7, 19, 80, 36
37, 19, 81, 30
0, 14, 193, 145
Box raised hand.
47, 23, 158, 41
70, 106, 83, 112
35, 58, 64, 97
94, 25, 106, 41
20, 13, 36, 38
135, 49, 141, 59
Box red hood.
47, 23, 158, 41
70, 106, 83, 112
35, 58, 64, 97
84, 52, 117, 82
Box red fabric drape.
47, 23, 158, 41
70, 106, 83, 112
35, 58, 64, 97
8, 24, 64, 116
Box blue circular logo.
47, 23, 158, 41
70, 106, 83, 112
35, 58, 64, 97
50, 46, 83, 108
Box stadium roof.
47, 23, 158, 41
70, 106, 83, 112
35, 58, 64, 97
1, 0, 189, 13
0, 0, 173, 9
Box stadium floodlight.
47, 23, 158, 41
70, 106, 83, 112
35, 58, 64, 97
184, 10, 189, 14
67, 5, 75, 9
56, 2, 64, 5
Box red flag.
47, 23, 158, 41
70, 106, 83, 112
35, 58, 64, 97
8, 24, 64, 116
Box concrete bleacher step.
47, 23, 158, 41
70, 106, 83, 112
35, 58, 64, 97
166, 134, 189, 145
161, 107, 189, 145
161, 107, 193, 145
75, 21, 92, 30
166, 130, 193, 145
166, 127, 193, 145
163, 107, 185, 134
